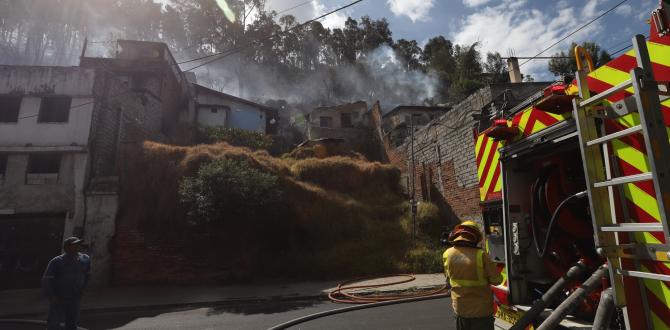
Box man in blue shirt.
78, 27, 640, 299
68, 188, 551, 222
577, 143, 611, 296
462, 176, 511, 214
42, 237, 91, 330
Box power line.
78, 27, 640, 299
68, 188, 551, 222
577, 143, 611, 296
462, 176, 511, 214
182, 0, 364, 72
276, 0, 313, 15
16, 89, 133, 121
519, 0, 628, 67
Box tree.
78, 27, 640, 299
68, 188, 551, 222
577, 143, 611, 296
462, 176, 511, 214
483, 52, 508, 83
394, 39, 422, 71
548, 41, 612, 77
450, 43, 484, 99
359, 16, 393, 54
421, 36, 456, 101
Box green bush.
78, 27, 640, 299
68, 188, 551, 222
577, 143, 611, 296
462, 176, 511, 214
403, 245, 445, 273
179, 158, 281, 225
198, 126, 273, 150
401, 202, 448, 244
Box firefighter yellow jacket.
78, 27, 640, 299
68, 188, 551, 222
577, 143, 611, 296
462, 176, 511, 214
443, 245, 503, 318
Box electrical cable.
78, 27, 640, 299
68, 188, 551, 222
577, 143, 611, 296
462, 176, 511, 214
276, 0, 313, 15
519, 0, 628, 68
533, 190, 588, 257
607, 35, 650, 57
182, 0, 364, 71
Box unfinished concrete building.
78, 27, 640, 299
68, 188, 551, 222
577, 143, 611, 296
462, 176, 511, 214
382, 105, 450, 147
306, 101, 381, 159
0, 40, 196, 289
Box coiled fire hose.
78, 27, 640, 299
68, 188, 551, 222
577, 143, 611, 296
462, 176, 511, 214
267, 275, 450, 330
328, 274, 449, 303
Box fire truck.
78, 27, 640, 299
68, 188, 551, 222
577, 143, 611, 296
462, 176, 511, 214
474, 2, 670, 329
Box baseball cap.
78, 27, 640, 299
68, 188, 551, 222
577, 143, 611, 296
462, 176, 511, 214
63, 237, 84, 246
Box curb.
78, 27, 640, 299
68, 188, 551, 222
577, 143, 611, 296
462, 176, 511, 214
0, 294, 328, 319
0, 284, 446, 319
0, 319, 87, 330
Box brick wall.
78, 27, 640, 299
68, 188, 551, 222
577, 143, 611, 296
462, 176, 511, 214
377, 83, 550, 225
89, 71, 166, 178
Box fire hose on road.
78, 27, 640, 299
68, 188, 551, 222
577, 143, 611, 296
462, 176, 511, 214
328, 274, 449, 304
267, 274, 450, 330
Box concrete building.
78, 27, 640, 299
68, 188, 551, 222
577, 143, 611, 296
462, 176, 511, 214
382, 105, 450, 147
0, 40, 196, 289
305, 101, 382, 159
194, 84, 278, 134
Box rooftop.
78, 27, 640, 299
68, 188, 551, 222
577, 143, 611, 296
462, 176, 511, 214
194, 84, 276, 114
383, 105, 450, 118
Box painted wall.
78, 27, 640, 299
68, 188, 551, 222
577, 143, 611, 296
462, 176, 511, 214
0, 67, 95, 147
0, 152, 89, 240
197, 106, 228, 127
229, 104, 265, 132
308, 101, 368, 129
196, 92, 266, 133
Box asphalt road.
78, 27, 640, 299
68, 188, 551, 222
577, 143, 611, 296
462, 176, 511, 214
59, 297, 457, 329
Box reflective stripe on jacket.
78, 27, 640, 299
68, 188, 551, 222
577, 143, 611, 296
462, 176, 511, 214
443, 246, 503, 318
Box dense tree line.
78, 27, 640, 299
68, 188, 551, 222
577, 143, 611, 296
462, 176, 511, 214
0, 0, 513, 107
1, 0, 613, 109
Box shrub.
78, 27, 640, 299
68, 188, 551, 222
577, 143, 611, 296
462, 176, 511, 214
179, 158, 281, 225
400, 202, 448, 244
402, 245, 445, 274
198, 126, 273, 150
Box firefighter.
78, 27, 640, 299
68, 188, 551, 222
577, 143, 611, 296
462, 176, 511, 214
443, 220, 502, 330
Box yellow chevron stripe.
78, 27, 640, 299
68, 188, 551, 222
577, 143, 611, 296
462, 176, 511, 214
623, 182, 661, 222
477, 138, 494, 180
517, 108, 533, 134
494, 170, 502, 193
475, 135, 485, 156
588, 65, 635, 94
617, 112, 639, 128
642, 265, 670, 303
651, 312, 670, 330
612, 139, 650, 173
482, 144, 501, 195
529, 119, 548, 134
648, 41, 670, 68
641, 264, 670, 330
633, 231, 663, 245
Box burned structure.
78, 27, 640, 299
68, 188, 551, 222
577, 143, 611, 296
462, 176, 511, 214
306, 101, 381, 159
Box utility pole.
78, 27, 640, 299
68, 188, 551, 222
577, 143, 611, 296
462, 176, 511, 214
410, 115, 417, 245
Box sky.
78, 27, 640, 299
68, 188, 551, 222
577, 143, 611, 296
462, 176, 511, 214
260, 0, 658, 81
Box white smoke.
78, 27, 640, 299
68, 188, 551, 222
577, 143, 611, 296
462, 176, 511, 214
189, 44, 440, 113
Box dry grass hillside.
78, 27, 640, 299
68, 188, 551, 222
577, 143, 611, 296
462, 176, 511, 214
113, 141, 444, 285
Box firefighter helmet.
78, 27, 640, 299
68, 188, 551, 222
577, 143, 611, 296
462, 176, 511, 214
449, 220, 483, 244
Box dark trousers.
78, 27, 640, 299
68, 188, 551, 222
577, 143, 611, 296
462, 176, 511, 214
456, 315, 494, 330
47, 298, 81, 330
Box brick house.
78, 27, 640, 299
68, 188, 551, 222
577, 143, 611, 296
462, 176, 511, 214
373, 83, 550, 225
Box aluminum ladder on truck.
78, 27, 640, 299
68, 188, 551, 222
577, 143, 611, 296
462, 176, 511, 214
573, 34, 670, 329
